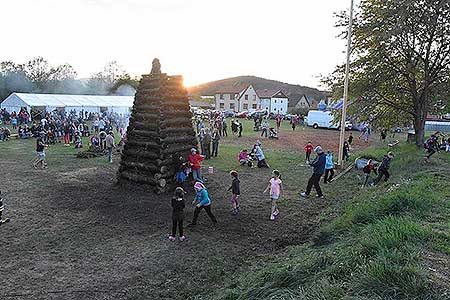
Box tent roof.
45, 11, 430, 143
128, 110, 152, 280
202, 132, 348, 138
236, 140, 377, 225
1, 93, 134, 108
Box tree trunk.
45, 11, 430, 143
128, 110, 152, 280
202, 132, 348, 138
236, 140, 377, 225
413, 95, 427, 148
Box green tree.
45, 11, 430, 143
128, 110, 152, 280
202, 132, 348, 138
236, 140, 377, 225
329, 0, 450, 146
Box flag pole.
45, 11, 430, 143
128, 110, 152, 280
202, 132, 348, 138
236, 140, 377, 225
338, 0, 355, 167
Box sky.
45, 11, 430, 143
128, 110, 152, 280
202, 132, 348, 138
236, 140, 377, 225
0, 0, 355, 89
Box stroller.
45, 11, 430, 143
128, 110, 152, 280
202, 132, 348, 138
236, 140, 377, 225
268, 127, 278, 139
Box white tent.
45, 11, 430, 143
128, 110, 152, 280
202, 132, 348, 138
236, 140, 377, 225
0, 93, 134, 115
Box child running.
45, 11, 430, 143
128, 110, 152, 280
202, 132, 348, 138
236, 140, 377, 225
304, 142, 313, 164
190, 182, 217, 226
228, 170, 241, 215
169, 187, 186, 241
263, 170, 283, 221
362, 159, 377, 187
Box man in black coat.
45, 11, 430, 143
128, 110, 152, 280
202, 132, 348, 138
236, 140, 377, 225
300, 146, 326, 199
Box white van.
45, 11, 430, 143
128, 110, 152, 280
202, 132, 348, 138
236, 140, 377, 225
307, 110, 352, 130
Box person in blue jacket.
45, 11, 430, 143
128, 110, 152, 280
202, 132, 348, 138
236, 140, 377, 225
300, 146, 326, 199
323, 150, 335, 183
190, 182, 217, 226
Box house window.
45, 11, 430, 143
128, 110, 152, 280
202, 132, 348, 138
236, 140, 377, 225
245, 95, 248, 100
253, 95, 256, 100
220, 94, 224, 100
280, 107, 283, 111
274, 99, 277, 103
243, 104, 248, 110
230, 103, 235, 110
281, 100, 283, 104
252, 104, 257, 109
230, 94, 235, 100
219, 103, 224, 109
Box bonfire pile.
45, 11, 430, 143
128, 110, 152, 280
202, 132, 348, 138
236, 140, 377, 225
118, 58, 197, 193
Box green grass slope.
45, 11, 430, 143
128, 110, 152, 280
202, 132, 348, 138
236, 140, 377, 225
203, 144, 450, 300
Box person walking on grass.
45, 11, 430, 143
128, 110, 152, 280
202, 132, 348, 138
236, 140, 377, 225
188, 148, 205, 183
304, 141, 313, 164
169, 187, 186, 242
348, 132, 353, 147
190, 182, 217, 226
263, 170, 283, 221
238, 121, 243, 137
300, 146, 326, 199
323, 150, 335, 183
373, 152, 394, 185
228, 170, 241, 215
33, 132, 48, 170
424, 135, 439, 163
105, 131, 115, 163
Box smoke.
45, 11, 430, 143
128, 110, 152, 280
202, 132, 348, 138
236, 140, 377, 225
114, 84, 136, 96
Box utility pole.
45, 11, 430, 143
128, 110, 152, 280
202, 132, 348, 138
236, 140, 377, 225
338, 0, 355, 167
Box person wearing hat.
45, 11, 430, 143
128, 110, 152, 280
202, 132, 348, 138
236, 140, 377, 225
373, 152, 394, 185
105, 131, 115, 163
190, 182, 217, 226
300, 146, 326, 199
188, 148, 205, 182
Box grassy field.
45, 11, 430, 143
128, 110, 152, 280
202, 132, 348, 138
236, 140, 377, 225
204, 144, 450, 300
0, 119, 448, 300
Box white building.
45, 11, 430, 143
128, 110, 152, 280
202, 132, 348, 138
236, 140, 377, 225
236, 85, 260, 112
214, 90, 239, 111
256, 89, 289, 114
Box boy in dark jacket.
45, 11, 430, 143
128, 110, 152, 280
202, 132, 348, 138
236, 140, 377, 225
228, 170, 241, 215
169, 187, 186, 241
373, 152, 394, 185
301, 146, 326, 199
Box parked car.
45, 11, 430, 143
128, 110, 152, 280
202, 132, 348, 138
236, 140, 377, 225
283, 114, 296, 121
223, 110, 235, 118
248, 109, 268, 119
307, 110, 352, 130
236, 111, 248, 118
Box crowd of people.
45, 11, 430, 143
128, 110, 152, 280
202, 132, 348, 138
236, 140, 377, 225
0, 107, 128, 168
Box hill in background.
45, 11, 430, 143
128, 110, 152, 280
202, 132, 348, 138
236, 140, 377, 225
187, 75, 327, 106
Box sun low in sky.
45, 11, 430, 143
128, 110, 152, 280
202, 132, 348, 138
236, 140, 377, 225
1, 0, 355, 89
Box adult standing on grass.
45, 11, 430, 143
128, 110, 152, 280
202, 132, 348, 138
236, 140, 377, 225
188, 148, 205, 183
254, 140, 269, 168
211, 128, 220, 157
276, 115, 282, 131
105, 131, 115, 163
373, 152, 394, 185
238, 121, 243, 138
222, 119, 228, 137
300, 146, 326, 199
202, 129, 212, 159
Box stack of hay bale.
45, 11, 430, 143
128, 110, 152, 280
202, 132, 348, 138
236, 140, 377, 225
118, 58, 197, 193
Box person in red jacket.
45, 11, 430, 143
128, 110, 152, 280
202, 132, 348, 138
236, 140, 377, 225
188, 148, 205, 183
304, 141, 313, 163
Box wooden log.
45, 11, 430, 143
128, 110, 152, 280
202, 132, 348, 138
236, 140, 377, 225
162, 144, 195, 155
121, 148, 158, 159
161, 135, 197, 145
126, 140, 160, 149
120, 171, 157, 185
121, 161, 159, 172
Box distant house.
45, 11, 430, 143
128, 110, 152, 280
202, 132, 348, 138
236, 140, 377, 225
256, 89, 289, 114
189, 100, 215, 109
236, 85, 260, 112
214, 90, 240, 111
288, 94, 312, 111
